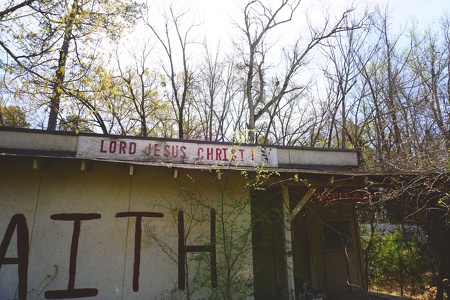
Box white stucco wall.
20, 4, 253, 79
0, 156, 253, 299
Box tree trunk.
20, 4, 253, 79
436, 232, 450, 300
47, 0, 78, 131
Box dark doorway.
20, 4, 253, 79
251, 187, 288, 300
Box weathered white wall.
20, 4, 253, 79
0, 156, 252, 299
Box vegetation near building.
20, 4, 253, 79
1, 0, 449, 299
0, 105, 30, 128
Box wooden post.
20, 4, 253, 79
282, 184, 295, 299
282, 184, 317, 299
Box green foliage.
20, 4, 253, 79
0, 0, 144, 130
145, 149, 282, 299
361, 225, 430, 296
201, 177, 254, 300
0, 105, 30, 128
58, 113, 93, 133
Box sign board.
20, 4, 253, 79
76, 136, 278, 167
314, 189, 375, 202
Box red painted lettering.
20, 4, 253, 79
222, 148, 229, 161
180, 146, 187, 158
172, 145, 179, 158
230, 149, 236, 161
215, 148, 222, 160
154, 144, 160, 156
145, 144, 151, 156
119, 141, 126, 154
0, 214, 29, 300
207, 148, 213, 160
100, 140, 107, 153
198, 147, 204, 159
239, 149, 245, 161
129, 142, 136, 155
109, 141, 117, 153
164, 145, 171, 157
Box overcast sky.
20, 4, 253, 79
131, 0, 449, 68
380, 0, 449, 24
190, 0, 449, 43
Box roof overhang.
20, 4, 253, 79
1, 127, 361, 174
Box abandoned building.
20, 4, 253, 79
1, 127, 385, 300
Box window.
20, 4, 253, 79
324, 221, 353, 248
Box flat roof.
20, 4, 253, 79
0, 127, 360, 172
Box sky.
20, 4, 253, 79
379, 0, 449, 24
188, 0, 449, 45
129, 0, 450, 89
167, 0, 449, 98
120, 0, 450, 73
132, 0, 449, 54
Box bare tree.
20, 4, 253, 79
192, 44, 244, 142
144, 3, 199, 139
116, 40, 167, 137
234, 0, 364, 144
194, 45, 221, 141
319, 14, 370, 148
409, 15, 450, 152
233, 0, 300, 143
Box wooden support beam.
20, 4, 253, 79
290, 186, 316, 220
282, 184, 296, 299
281, 184, 317, 298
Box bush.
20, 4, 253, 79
361, 224, 431, 298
